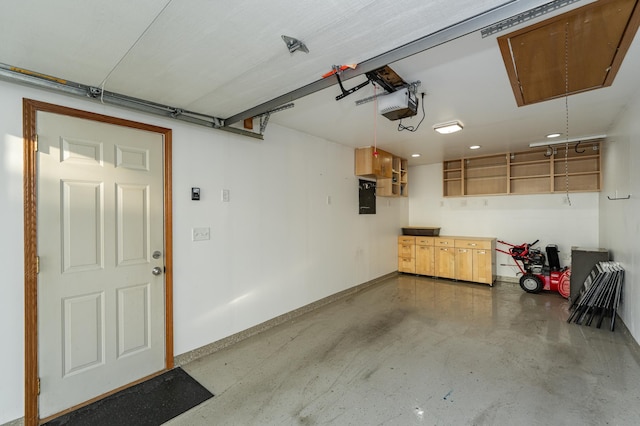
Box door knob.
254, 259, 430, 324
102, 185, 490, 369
152, 266, 163, 276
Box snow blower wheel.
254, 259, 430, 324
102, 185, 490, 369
520, 273, 543, 293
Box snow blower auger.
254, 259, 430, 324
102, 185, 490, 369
497, 239, 570, 298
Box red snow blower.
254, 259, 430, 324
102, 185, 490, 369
497, 240, 570, 298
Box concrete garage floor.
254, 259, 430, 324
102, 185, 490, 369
169, 275, 640, 425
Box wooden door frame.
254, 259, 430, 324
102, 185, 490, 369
23, 99, 174, 425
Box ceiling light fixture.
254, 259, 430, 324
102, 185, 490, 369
411, 153, 421, 158
433, 120, 463, 134
469, 145, 481, 150
546, 133, 562, 138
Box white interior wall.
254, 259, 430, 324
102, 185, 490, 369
0, 80, 408, 424
600, 91, 640, 344
408, 164, 600, 279
0, 82, 26, 425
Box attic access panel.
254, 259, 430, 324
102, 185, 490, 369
498, 0, 640, 106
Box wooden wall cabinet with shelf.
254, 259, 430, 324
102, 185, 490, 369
443, 141, 601, 197
356, 147, 408, 197
464, 155, 508, 196
355, 147, 392, 179
508, 148, 552, 194
443, 159, 463, 197
552, 141, 601, 192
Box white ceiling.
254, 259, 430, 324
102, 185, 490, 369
1, 0, 639, 165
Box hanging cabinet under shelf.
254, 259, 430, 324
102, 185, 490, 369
356, 147, 408, 197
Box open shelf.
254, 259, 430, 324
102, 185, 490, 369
443, 141, 601, 197
373, 154, 408, 197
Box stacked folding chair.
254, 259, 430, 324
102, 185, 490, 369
567, 261, 624, 331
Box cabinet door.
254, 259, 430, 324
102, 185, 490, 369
473, 249, 493, 284
416, 244, 434, 276
455, 248, 473, 281
435, 247, 455, 279
378, 150, 393, 178
355, 147, 393, 179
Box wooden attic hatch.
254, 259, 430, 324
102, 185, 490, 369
498, 0, 640, 106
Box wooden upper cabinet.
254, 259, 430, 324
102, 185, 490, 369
355, 147, 393, 179
443, 142, 601, 197
355, 147, 408, 197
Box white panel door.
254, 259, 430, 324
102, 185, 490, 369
37, 112, 166, 418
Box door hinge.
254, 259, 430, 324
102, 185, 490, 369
34, 134, 38, 152
37, 377, 41, 395
36, 256, 40, 274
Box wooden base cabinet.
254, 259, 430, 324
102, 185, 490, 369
398, 235, 496, 285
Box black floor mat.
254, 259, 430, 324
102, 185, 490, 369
44, 367, 214, 426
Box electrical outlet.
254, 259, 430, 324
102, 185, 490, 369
192, 227, 210, 241
222, 189, 230, 202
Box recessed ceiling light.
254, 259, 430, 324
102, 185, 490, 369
433, 120, 463, 134
411, 153, 421, 158
546, 133, 562, 138
469, 145, 481, 150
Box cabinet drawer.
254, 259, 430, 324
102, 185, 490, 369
398, 243, 415, 258
454, 238, 492, 250
398, 257, 416, 273
398, 236, 416, 245
434, 237, 455, 247
416, 236, 435, 246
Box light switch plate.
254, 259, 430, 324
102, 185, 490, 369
191, 187, 201, 200
192, 227, 210, 241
